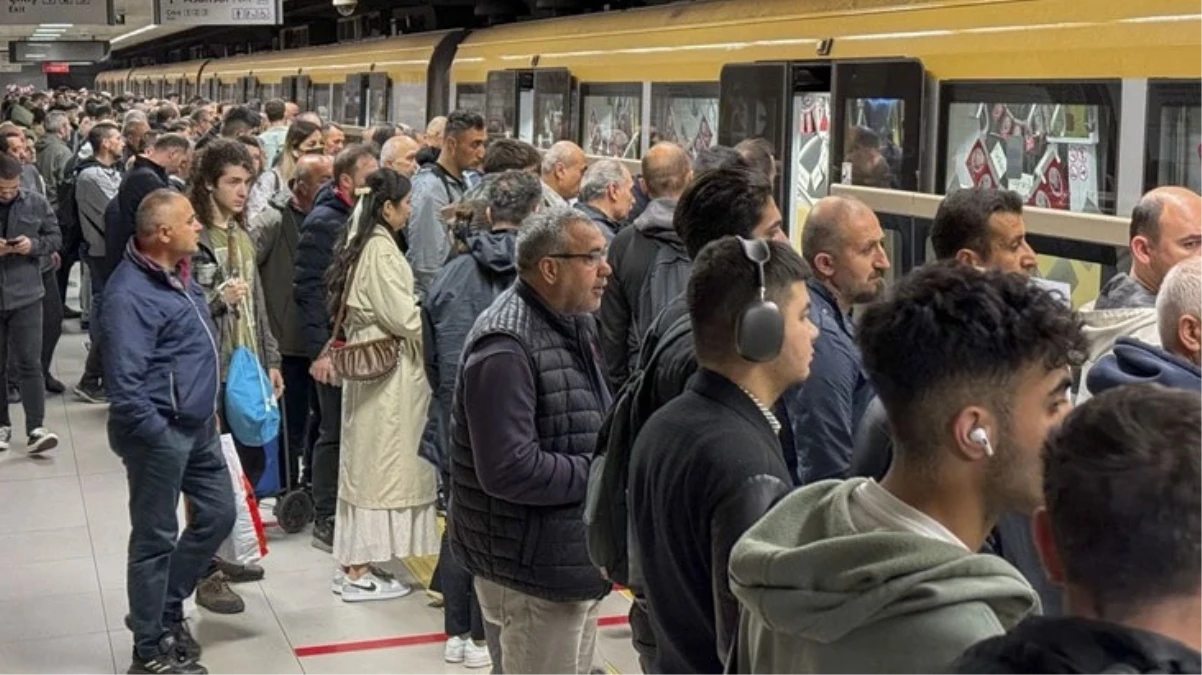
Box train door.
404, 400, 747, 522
485, 68, 577, 147
365, 72, 392, 126
344, 74, 367, 127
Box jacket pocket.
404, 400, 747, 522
520, 516, 541, 568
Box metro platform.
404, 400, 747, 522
0, 284, 639, 674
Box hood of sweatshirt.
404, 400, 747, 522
1086, 336, 1202, 396
729, 478, 1038, 644
467, 228, 518, 275
633, 197, 681, 244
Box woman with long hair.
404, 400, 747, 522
324, 167, 438, 601
247, 118, 322, 221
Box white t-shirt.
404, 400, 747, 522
848, 479, 969, 551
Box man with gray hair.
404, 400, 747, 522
35, 110, 73, 207
449, 206, 613, 674
123, 109, 151, 160
575, 159, 633, 242
1087, 257, 1202, 396
541, 140, 586, 209
380, 134, 421, 179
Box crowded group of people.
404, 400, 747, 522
2, 83, 1199, 675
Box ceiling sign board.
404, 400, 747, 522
3, 0, 113, 25
42, 62, 70, 74
9, 40, 110, 63
155, 0, 282, 26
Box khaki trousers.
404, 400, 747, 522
475, 577, 603, 674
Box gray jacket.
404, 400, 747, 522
76, 162, 122, 257
407, 163, 470, 298
0, 189, 62, 311
34, 134, 72, 209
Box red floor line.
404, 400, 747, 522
294, 614, 631, 658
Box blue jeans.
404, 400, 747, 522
81, 256, 106, 386
112, 420, 236, 659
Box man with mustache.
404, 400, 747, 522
786, 195, 891, 483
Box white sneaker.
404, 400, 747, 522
339, 572, 412, 603
444, 635, 466, 664
463, 640, 492, 669
27, 428, 57, 455
0, 426, 10, 452
331, 569, 345, 595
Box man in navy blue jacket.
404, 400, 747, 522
103, 189, 234, 675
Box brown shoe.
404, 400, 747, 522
213, 558, 265, 583
195, 572, 245, 614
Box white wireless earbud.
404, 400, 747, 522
969, 427, 994, 457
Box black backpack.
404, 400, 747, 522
55, 157, 96, 257
584, 310, 692, 587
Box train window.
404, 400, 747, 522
940, 80, 1121, 306
456, 84, 486, 115
842, 97, 906, 189
1145, 80, 1201, 194
331, 83, 345, 122
580, 83, 642, 160
652, 82, 718, 159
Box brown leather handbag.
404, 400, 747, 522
321, 261, 402, 383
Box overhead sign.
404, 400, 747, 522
3, 0, 113, 25
9, 40, 110, 64
154, 0, 282, 26
42, 62, 69, 74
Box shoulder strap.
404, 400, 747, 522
638, 310, 692, 373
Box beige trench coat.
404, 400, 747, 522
338, 225, 436, 510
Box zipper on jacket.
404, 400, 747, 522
180, 286, 223, 412
168, 371, 180, 416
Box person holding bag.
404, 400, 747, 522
189, 139, 283, 614
323, 167, 439, 601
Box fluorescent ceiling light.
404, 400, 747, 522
111, 24, 158, 45
39, 23, 73, 28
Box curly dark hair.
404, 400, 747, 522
188, 138, 255, 232
857, 260, 1087, 461
1043, 384, 1201, 619
675, 166, 774, 259
324, 168, 412, 319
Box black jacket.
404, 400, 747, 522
953, 616, 1201, 674
597, 197, 687, 389
103, 156, 172, 281
574, 201, 622, 242
253, 189, 308, 358
629, 368, 793, 673
292, 184, 351, 359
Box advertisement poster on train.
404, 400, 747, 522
584, 95, 641, 159
653, 97, 718, 158
789, 92, 830, 241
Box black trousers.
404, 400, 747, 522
41, 269, 63, 379
279, 355, 314, 487
0, 301, 45, 434
311, 382, 342, 521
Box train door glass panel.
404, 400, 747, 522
650, 82, 718, 159
533, 69, 574, 150
485, 71, 518, 140
296, 76, 311, 112
940, 80, 1120, 306
719, 62, 789, 231
343, 75, 365, 126
317, 85, 336, 122
519, 89, 534, 143
366, 73, 391, 126
784, 65, 833, 245
833, 60, 924, 192
581, 83, 641, 159
456, 83, 486, 114
1145, 79, 1201, 193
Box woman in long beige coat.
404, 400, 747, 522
324, 168, 439, 602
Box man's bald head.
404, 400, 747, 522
295, 153, 333, 187
381, 134, 421, 178
801, 195, 874, 270
542, 141, 587, 200
1130, 186, 1202, 293
641, 141, 692, 200
136, 190, 189, 239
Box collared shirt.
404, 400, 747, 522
848, 479, 969, 551
738, 385, 781, 435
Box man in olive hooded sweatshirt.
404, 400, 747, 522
729, 262, 1087, 673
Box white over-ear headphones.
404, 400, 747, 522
969, 427, 994, 457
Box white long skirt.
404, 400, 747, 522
333, 498, 440, 567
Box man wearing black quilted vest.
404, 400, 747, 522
449, 206, 613, 674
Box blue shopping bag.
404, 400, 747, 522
224, 345, 280, 447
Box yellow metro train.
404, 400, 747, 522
96, 0, 1201, 303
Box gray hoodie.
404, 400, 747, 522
729, 479, 1039, 674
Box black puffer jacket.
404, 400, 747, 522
449, 281, 612, 603
292, 184, 351, 359
953, 616, 1201, 674
103, 156, 172, 281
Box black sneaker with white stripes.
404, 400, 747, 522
27, 428, 58, 455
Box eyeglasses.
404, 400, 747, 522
547, 249, 608, 266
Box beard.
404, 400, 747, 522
982, 422, 1044, 519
